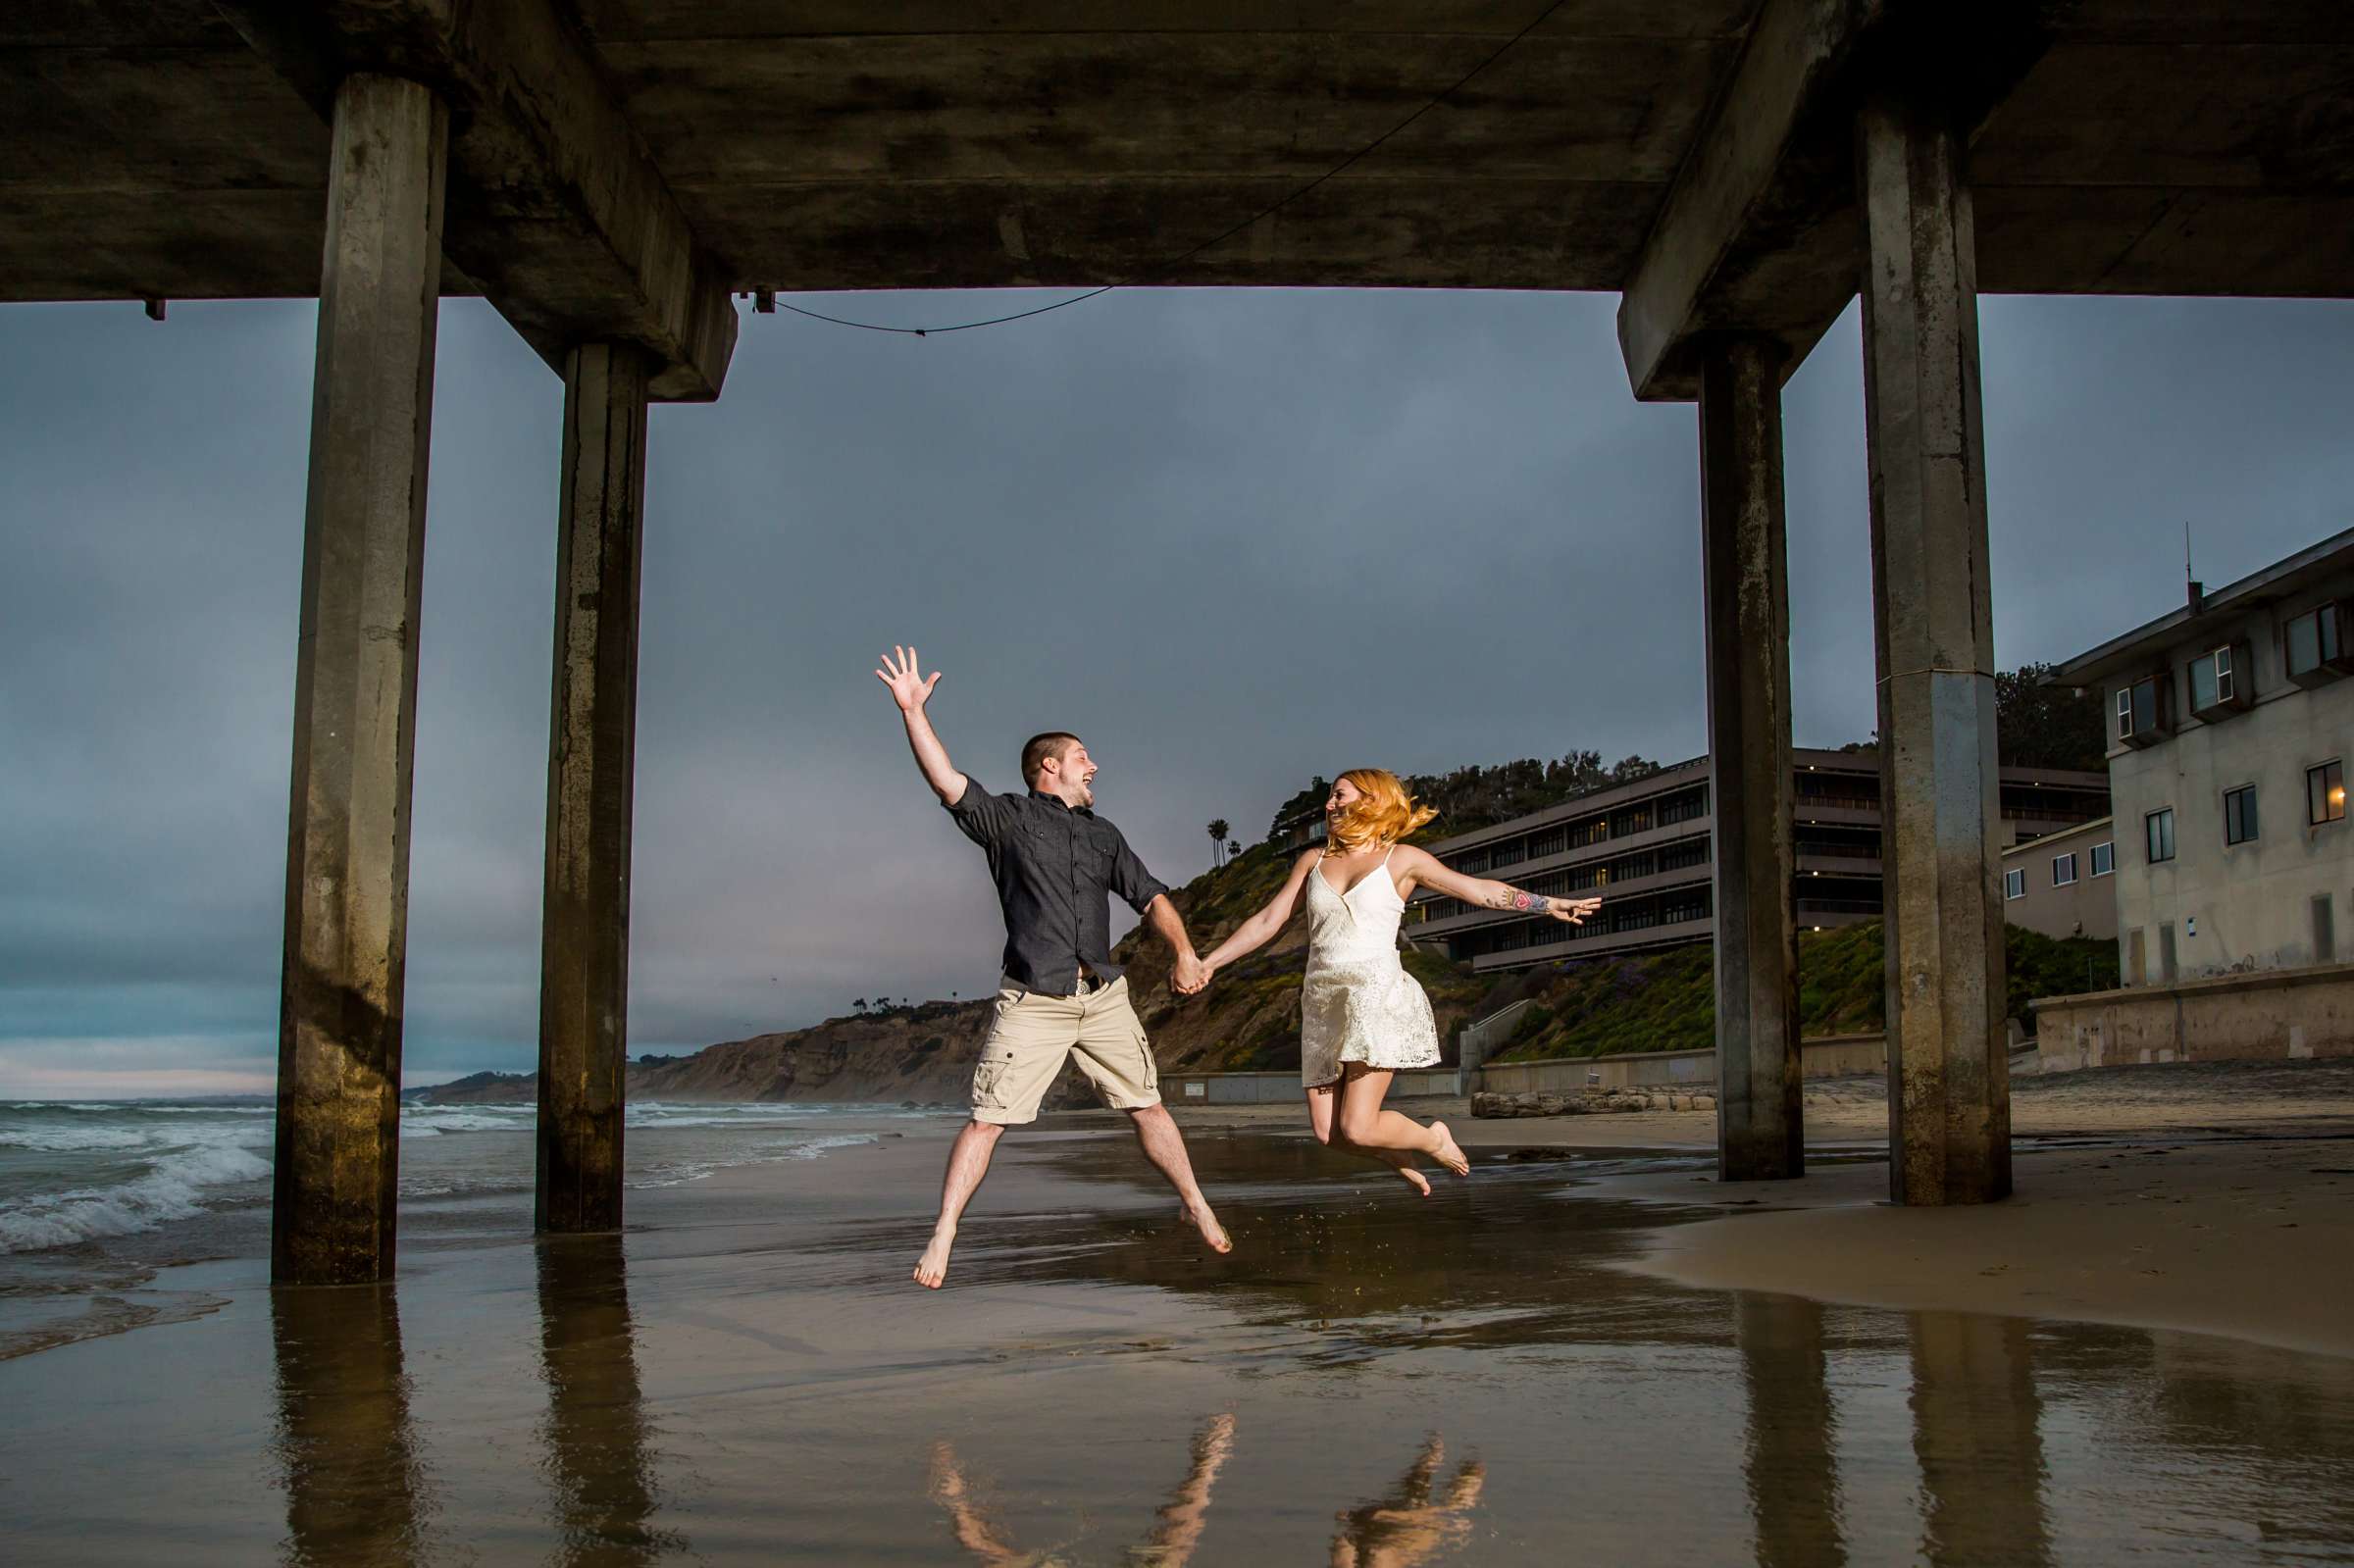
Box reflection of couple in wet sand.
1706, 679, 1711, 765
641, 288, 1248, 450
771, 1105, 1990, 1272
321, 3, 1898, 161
880, 647, 1598, 1288
930, 1417, 1484, 1567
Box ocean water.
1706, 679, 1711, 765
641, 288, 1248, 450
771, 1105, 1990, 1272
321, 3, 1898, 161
0, 1096, 947, 1276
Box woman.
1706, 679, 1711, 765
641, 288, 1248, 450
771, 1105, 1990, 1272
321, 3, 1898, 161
1195, 770, 1599, 1191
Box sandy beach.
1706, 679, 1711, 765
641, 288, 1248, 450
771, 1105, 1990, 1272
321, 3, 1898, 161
1167, 1059, 2354, 1359
3, 1062, 2353, 1564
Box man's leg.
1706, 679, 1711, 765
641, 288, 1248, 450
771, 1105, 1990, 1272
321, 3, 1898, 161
913, 1118, 1003, 1289
1073, 980, 1232, 1255
915, 982, 1074, 1290
1127, 1103, 1232, 1254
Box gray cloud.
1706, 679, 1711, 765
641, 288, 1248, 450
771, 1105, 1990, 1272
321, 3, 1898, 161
2, 287, 2349, 1090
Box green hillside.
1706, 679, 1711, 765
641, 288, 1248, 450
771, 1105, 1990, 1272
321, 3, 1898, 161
1490, 920, 2121, 1062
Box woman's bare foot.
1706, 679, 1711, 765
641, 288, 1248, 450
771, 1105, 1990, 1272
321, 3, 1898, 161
1395, 1164, 1433, 1196
1428, 1121, 1470, 1178
912, 1227, 956, 1289
1183, 1204, 1234, 1255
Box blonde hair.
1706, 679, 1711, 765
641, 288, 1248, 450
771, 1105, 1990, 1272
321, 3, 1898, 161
1327, 768, 1438, 852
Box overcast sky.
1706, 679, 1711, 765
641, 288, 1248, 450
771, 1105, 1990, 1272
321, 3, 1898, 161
3, 287, 2350, 1094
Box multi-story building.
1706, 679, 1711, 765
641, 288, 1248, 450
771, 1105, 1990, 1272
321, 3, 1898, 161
2052, 528, 2354, 986
1999, 815, 2119, 941
1407, 749, 2108, 974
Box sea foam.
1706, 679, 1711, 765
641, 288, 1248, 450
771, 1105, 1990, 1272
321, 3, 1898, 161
0, 1142, 272, 1253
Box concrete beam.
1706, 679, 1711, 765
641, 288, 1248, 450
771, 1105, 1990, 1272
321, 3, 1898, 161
536, 343, 649, 1235
273, 75, 445, 1287
1858, 85, 2011, 1207
1699, 334, 1804, 1183
1616, 1, 2060, 402
218, 0, 736, 401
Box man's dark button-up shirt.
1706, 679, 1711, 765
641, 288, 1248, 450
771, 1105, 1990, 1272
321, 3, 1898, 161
946, 780, 1171, 996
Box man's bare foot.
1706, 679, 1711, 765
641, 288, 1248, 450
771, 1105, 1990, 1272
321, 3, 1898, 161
1183, 1204, 1234, 1255
1429, 1121, 1470, 1178
912, 1228, 955, 1289
1395, 1165, 1433, 1196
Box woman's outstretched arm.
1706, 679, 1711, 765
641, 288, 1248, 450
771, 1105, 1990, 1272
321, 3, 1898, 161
1390, 844, 1602, 925
1197, 851, 1321, 978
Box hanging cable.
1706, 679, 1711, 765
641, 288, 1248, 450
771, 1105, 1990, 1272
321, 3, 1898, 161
760, 0, 1573, 336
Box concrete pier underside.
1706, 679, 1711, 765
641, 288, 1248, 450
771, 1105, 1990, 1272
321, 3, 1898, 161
6, 2, 2349, 1272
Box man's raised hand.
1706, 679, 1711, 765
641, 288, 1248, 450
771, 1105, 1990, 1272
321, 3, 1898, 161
877, 645, 943, 712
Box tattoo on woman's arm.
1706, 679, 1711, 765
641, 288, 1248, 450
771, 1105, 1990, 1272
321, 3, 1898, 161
1484, 886, 1550, 914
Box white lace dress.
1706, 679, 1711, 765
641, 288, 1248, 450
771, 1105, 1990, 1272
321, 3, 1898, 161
1299, 848, 1442, 1087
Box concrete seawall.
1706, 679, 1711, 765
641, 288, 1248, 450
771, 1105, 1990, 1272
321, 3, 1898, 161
2033, 964, 2354, 1071
1163, 1034, 1886, 1103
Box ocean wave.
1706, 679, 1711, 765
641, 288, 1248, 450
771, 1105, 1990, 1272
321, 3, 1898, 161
0, 1143, 273, 1253
624, 1130, 878, 1188
398, 1108, 532, 1136
0, 1119, 276, 1155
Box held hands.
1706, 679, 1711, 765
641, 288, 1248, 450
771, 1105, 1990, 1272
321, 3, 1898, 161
1551, 895, 1604, 924
876, 645, 942, 711
1171, 953, 1212, 995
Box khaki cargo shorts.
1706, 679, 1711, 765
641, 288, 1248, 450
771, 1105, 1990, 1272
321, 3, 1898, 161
970, 975, 1160, 1125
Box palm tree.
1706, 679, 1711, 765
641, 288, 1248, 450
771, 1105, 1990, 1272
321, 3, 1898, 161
1206, 818, 1231, 868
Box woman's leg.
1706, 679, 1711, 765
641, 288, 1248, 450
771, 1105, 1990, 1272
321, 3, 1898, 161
1306, 1082, 1430, 1195
1334, 1066, 1469, 1177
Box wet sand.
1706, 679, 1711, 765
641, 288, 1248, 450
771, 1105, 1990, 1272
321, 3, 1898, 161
1173, 1060, 2354, 1358
4, 1071, 2354, 1565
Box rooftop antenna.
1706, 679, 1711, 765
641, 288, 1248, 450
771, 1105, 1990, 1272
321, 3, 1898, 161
2186, 520, 2203, 613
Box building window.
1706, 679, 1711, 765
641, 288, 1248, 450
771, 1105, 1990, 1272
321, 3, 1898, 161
2004, 869, 2026, 899
2115, 673, 2172, 746
2188, 642, 2251, 720
2286, 602, 2351, 685
2310, 760, 2346, 826
2090, 840, 2114, 877
1658, 788, 1709, 826
2224, 784, 2259, 845
2145, 808, 2175, 864
2051, 852, 2078, 886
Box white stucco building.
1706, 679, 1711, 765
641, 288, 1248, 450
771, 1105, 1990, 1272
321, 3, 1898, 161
2054, 529, 2354, 986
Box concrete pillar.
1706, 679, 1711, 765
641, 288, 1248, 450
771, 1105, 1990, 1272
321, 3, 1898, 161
1735, 1292, 1846, 1568
1909, 1313, 2052, 1565
271, 1285, 425, 1556
536, 343, 651, 1234
1700, 335, 1803, 1182
273, 75, 448, 1287
537, 1237, 663, 1551
1856, 88, 2011, 1206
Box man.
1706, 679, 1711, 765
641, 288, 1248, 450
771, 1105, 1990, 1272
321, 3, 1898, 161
877, 645, 1231, 1289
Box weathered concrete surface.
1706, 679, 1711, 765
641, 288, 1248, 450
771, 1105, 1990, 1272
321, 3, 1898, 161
1698, 334, 1803, 1182
1857, 87, 2010, 1207
215, 0, 735, 401
273, 76, 446, 1288
2034, 963, 2354, 1071
1617, 1, 2064, 400
537, 343, 650, 1236
8, 4, 2348, 328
